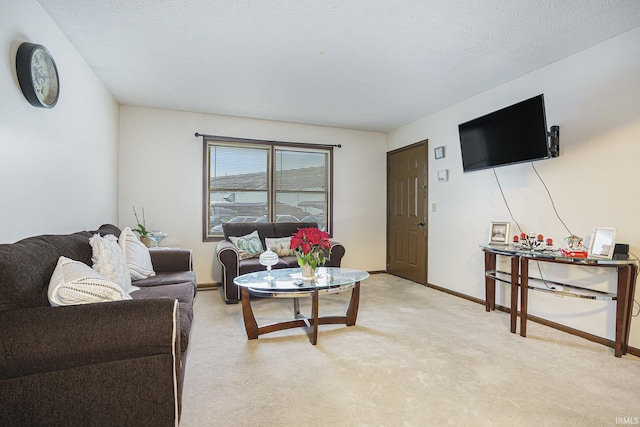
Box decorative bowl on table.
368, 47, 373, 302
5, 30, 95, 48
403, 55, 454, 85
147, 230, 167, 247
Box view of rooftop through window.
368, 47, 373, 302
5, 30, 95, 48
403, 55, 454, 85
204, 139, 332, 239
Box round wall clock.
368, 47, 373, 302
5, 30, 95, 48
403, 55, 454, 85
16, 42, 60, 108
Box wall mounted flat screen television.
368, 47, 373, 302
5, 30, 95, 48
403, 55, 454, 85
459, 94, 550, 173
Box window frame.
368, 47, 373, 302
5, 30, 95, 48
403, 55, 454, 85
202, 135, 334, 241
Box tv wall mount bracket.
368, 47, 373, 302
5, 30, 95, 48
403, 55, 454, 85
547, 125, 560, 158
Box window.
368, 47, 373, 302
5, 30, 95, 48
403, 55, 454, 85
203, 136, 333, 240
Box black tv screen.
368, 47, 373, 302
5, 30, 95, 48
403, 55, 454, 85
458, 94, 549, 173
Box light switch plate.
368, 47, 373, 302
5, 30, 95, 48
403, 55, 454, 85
437, 169, 448, 182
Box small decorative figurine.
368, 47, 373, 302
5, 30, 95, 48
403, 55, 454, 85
560, 235, 588, 258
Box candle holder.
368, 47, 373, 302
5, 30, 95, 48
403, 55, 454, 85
564, 234, 584, 250
259, 248, 279, 281
512, 232, 553, 251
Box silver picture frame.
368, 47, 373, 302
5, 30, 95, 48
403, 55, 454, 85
588, 227, 617, 259
489, 222, 510, 245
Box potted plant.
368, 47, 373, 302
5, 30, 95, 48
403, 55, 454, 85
132, 207, 151, 248
290, 227, 332, 278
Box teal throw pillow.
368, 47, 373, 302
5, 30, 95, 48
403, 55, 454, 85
229, 230, 264, 260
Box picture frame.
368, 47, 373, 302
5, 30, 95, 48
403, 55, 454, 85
489, 222, 510, 245
588, 227, 617, 259
434, 146, 445, 159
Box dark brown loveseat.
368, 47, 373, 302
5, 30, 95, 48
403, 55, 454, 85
216, 222, 345, 303
0, 224, 196, 426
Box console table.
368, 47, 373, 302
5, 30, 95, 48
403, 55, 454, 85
481, 244, 637, 357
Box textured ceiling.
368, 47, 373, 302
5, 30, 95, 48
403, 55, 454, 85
36, 0, 640, 132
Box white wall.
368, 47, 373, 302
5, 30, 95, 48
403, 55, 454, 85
8, 0, 636, 350
389, 27, 640, 348
0, 0, 119, 243
118, 106, 387, 284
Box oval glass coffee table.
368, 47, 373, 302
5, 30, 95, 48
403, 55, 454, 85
233, 267, 369, 345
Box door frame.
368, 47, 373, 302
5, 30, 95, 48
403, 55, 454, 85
386, 139, 429, 284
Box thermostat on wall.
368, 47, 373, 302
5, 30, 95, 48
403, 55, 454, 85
437, 169, 448, 182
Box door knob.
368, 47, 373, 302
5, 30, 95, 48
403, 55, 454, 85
417, 221, 425, 227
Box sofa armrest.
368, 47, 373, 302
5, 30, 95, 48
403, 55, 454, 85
216, 240, 239, 265
149, 248, 193, 273
0, 298, 180, 381
326, 240, 346, 267
216, 240, 240, 303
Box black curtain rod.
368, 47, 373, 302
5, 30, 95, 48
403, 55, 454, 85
194, 132, 341, 148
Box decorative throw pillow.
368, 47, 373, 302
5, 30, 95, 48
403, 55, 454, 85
118, 227, 156, 281
229, 230, 264, 260
265, 237, 294, 257
89, 233, 138, 293
48, 256, 132, 307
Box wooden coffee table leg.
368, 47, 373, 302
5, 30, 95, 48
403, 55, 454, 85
310, 288, 319, 345
241, 287, 259, 339
346, 282, 361, 326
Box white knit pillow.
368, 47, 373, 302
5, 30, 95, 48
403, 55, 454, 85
118, 227, 156, 281
48, 256, 131, 307
89, 233, 138, 293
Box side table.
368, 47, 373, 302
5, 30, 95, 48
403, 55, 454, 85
482, 245, 637, 357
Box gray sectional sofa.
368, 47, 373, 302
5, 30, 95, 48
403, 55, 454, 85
0, 224, 196, 426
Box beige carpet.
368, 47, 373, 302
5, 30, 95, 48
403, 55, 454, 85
180, 274, 640, 426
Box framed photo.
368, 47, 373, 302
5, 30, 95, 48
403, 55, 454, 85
588, 227, 617, 259
489, 222, 510, 245
434, 146, 445, 159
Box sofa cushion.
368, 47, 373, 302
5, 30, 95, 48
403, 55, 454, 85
118, 227, 156, 281
0, 231, 97, 310
229, 230, 264, 260
135, 271, 197, 289
237, 257, 290, 276
48, 256, 131, 307
280, 255, 301, 268
265, 237, 295, 256
89, 233, 138, 294
131, 281, 195, 305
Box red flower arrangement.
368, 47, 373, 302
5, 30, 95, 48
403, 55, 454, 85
290, 227, 332, 269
